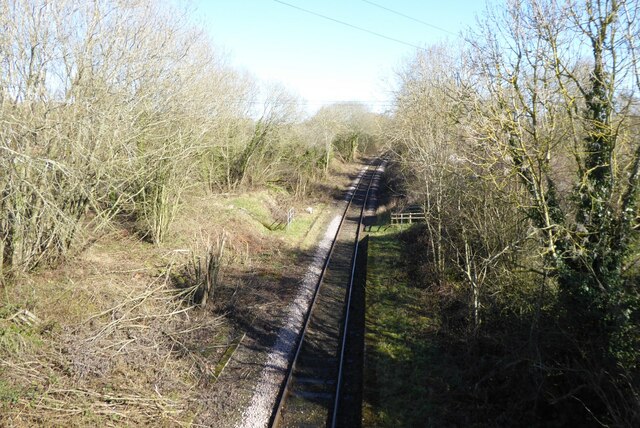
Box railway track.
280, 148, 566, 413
270, 158, 385, 428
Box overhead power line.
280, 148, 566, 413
273, 0, 425, 51
361, 0, 457, 35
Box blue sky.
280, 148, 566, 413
193, 1, 485, 113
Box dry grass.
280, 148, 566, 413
0, 197, 242, 426
0, 161, 361, 426
1, 230, 230, 426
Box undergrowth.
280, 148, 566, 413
364, 224, 640, 427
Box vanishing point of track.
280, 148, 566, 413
270, 158, 385, 428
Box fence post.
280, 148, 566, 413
286, 208, 294, 229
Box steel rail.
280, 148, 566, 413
329, 160, 379, 428
269, 162, 376, 428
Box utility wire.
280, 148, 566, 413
273, 0, 425, 51
361, 0, 457, 35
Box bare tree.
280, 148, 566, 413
0, 0, 258, 272
388, 43, 527, 328
465, 0, 640, 422
469, 0, 640, 354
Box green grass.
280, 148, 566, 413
276, 204, 328, 248
229, 193, 275, 228
0, 378, 21, 406
0, 321, 43, 355
363, 226, 440, 427
228, 192, 327, 246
